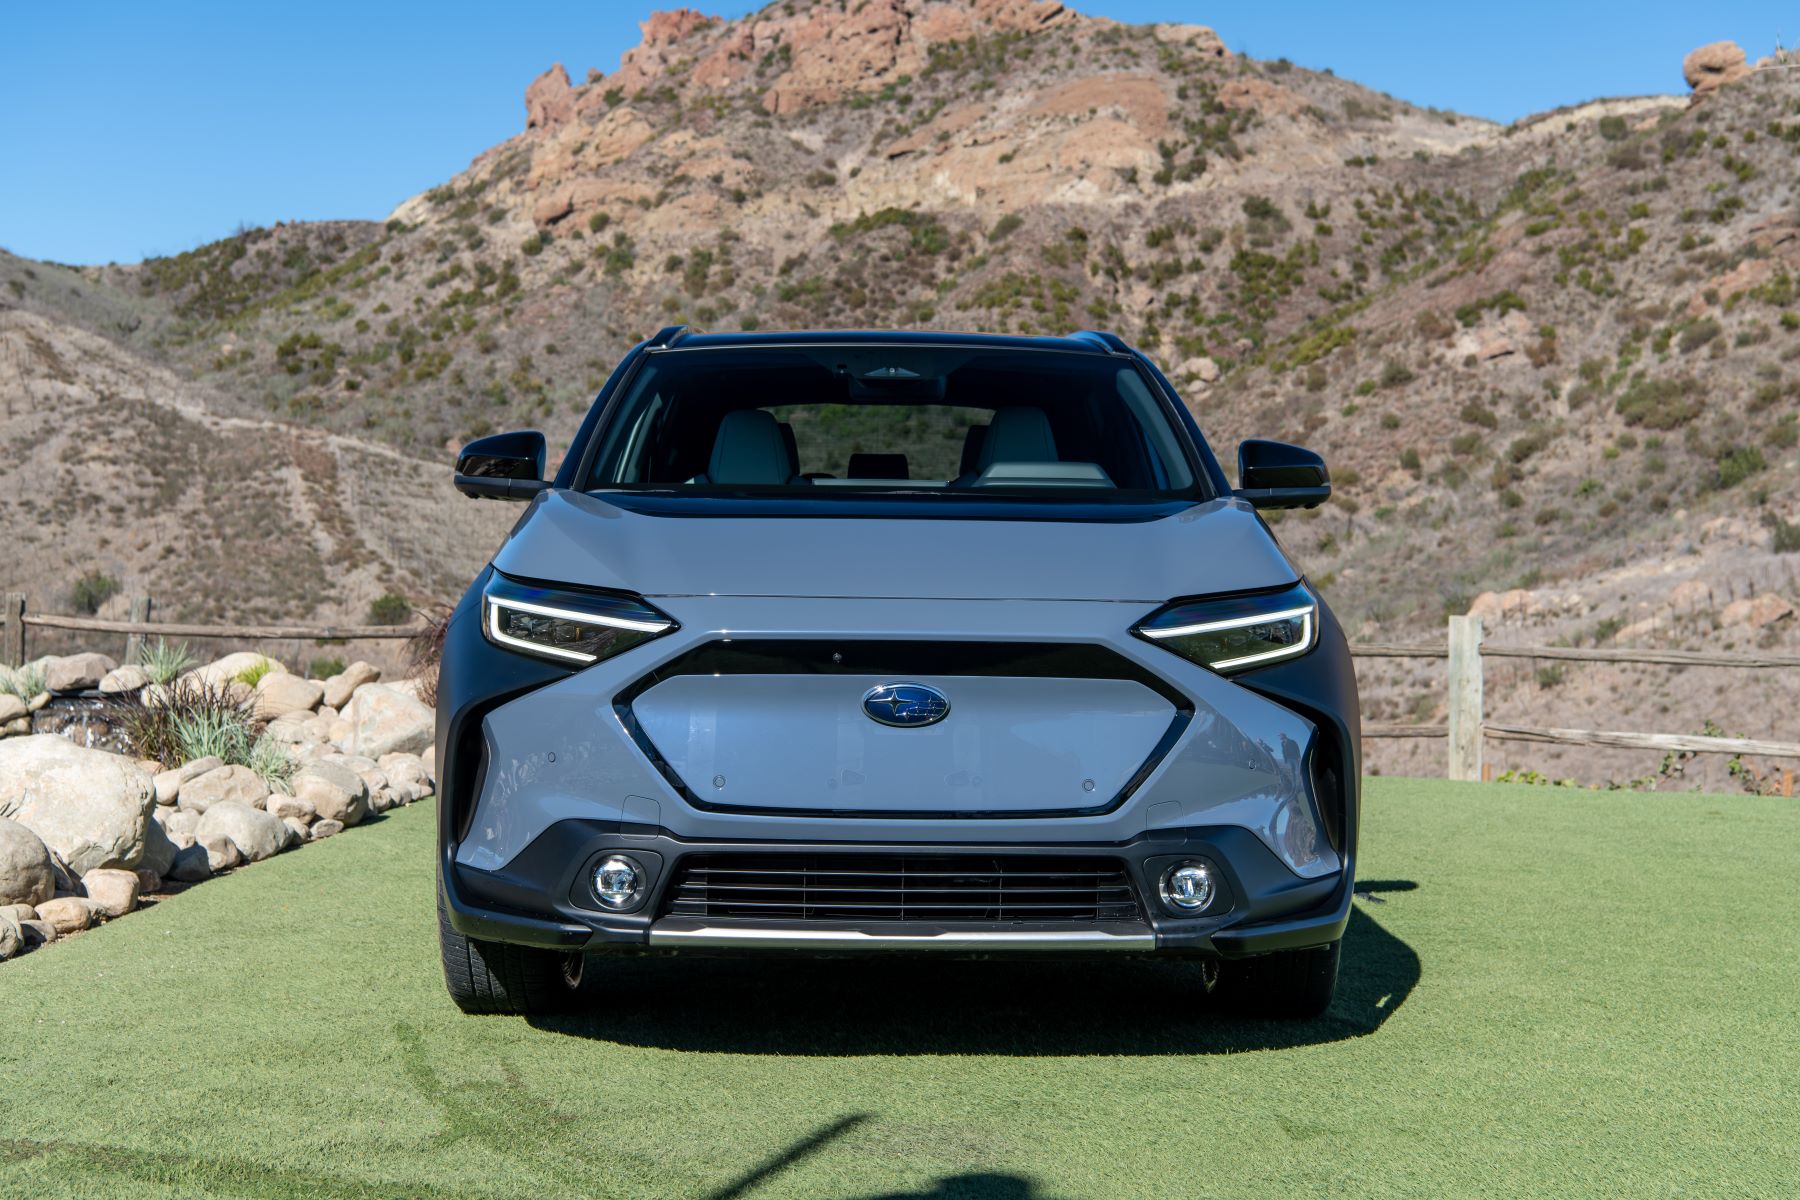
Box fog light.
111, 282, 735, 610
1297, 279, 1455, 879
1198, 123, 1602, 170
1160, 862, 1216, 913
593, 855, 643, 910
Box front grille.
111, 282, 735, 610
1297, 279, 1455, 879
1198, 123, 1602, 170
666, 854, 1140, 923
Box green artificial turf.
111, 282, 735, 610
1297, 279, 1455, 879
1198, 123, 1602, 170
1, 779, 1795, 1199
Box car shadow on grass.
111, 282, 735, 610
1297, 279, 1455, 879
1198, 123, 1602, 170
529, 883, 1420, 1056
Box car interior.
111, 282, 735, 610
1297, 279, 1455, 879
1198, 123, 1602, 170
586, 345, 1198, 494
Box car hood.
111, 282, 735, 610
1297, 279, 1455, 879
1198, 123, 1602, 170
489, 490, 1299, 602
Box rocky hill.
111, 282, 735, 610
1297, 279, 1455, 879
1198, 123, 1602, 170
1, 2, 1796, 787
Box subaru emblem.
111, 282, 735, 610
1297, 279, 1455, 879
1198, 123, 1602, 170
862, 682, 951, 728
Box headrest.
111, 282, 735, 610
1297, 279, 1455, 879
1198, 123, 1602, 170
979, 407, 1057, 468
709, 409, 792, 485
847, 452, 909, 479
958, 424, 989, 477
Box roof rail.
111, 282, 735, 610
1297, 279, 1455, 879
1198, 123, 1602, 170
1068, 329, 1131, 354
646, 324, 690, 349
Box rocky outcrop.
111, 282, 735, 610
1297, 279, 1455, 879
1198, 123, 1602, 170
1683, 41, 1752, 94
0, 736, 154, 874
526, 63, 576, 131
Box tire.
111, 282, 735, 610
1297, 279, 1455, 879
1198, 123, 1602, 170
437, 887, 586, 1015
1214, 939, 1340, 1019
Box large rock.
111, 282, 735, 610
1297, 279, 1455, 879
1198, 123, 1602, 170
321, 661, 381, 710
265, 792, 317, 823
167, 842, 212, 883
139, 816, 178, 877
0, 736, 154, 874
36, 895, 92, 936
525, 62, 575, 131
1684, 41, 1752, 93
292, 762, 368, 826
98, 665, 149, 694
81, 868, 139, 919
310, 819, 345, 840
0, 817, 55, 907
1721, 592, 1795, 629
0, 694, 25, 724
0, 910, 21, 958
44, 652, 117, 693
152, 755, 223, 805
178, 764, 268, 813
194, 802, 289, 864
339, 683, 434, 759
255, 673, 324, 720
183, 652, 286, 690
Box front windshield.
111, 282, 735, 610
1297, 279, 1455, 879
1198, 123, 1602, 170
584, 344, 1200, 500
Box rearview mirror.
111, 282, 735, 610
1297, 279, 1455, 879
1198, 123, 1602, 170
455, 430, 551, 501
1236, 439, 1331, 510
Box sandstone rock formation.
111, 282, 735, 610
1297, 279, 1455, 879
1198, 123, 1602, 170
1683, 41, 1752, 93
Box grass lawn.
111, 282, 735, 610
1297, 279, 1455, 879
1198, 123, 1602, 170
0, 778, 1794, 1199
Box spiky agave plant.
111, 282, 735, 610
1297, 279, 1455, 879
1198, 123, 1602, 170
134, 637, 197, 686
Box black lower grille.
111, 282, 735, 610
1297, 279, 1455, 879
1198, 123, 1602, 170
665, 854, 1140, 923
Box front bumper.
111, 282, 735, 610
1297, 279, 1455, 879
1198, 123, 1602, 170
440, 819, 1351, 958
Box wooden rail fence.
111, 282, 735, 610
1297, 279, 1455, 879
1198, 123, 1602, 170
1356, 614, 1800, 783
4, 594, 1795, 783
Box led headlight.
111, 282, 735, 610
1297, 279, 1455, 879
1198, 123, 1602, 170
1134, 581, 1317, 674
482, 572, 676, 665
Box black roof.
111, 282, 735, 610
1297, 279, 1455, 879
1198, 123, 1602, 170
639, 326, 1135, 356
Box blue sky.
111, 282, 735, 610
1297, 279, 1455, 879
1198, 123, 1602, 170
3, 1, 1790, 265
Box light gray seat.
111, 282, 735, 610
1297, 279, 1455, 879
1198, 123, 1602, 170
979, 406, 1058, 470
706, 409, 793, 485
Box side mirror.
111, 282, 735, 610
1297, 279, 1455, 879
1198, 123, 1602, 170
1236, 439, 1331, 510
455, 430, 552, 501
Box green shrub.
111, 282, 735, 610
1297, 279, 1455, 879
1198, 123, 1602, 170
1713, 447, 1766, 489
70, 571, 119, 616
586, 212, 610, 234
105, 677, 251, 769
0, 665, 47, 702
135, 638, 196, 686
988, 214, 1023, 242
1676, 318, 1720, 354
308, 656, 347, 680
1597, 115, 1628, 141
1459, 402, 1499, 429
1771, 516, 1800, 553
233, 657, 277, 687
1615, 376, 1700, 429
1378, 360, 1415, 389
367, 592, 413, 625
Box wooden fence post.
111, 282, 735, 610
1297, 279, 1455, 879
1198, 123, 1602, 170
1447, 614, 1484, 782
2, 594, 23, 668
124, 596, 152, 666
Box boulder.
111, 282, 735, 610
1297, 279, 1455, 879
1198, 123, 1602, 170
1684, 41, 1751, 93
43, 652, 117, 693
0, 736, 155, 874
36, 895, 92, 936
292, 762, 369, 826
255, 673, 324, 720
0, 817, 55, 907
321, 661, 381, 710
140, 816, 178, 877
340, 683, 434, 759
1, 902, 37, 923
310, 819, 345, 840
1152, 22, 1229, 58
0, 695, 28, 724
525, 62, 576, 131
281, 816, 312, 844
183, 652, 286, 691
0, 911, 19, 959
152, 755, 223, 806
200, 833, 242, 874
154, 806, 199, 840
195, 802, 289, 864
265, 792, 316, 823
80, 868, 139, 919
178, 764, 268, 813
98, 665, 149, 694
19, 919, 55, 946
1721, 593, 1795, 629
380, 752, 435, 793
134, 867, 162, 895
168, 842, 212, 883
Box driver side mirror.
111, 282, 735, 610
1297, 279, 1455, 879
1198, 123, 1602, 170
455, 430, 552, 501
1236, 439, 1331, 510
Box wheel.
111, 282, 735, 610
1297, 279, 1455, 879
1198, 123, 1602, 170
1214, 940, 1340, 1019
437, 887, 586, 1015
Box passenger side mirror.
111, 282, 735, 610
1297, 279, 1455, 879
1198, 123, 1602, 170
455, 430, 552, 501
1236, 439, 1331, 510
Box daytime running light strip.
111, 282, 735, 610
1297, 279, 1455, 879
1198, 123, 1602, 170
486, 596, 671, 664
1138, 604, 1316, 641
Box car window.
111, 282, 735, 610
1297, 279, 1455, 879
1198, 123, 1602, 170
585, 344, 1198, 499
